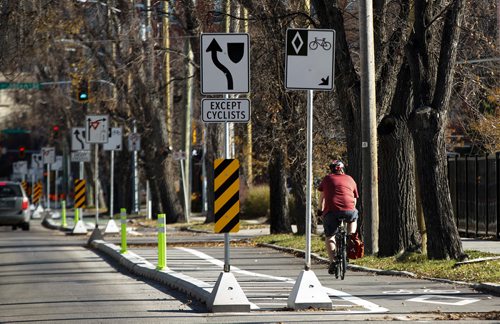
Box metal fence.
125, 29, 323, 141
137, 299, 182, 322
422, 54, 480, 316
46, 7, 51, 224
447, 152, 500, 238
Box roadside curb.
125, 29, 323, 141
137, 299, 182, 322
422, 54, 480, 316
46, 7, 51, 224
89, 240, 212, 305
257, 242, 500, 296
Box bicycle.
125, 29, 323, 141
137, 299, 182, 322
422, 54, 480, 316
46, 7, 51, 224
309, 37, 332, 51
332, 216, 348, 280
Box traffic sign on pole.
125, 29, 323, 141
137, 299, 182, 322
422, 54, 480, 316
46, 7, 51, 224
285, 29, 335, 91
201, 99, 251, 123
31, 154, 43, 170
85, 115, 109, 143
71, 127, 91, 151
103, 127, 123, 151
41, 147, 56, 164
200, 33, 250, 94
214, 159, 240, 233
128, 133, 141, 151
71, 151, 92, 162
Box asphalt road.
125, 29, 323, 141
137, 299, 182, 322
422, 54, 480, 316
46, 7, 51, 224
0, 223, 206, 323
1, 221, 499, 323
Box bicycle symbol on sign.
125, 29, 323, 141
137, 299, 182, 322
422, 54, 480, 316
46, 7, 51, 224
309, 37, 332, 51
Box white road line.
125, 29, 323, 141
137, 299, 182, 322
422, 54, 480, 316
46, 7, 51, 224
177, 247, 389, 313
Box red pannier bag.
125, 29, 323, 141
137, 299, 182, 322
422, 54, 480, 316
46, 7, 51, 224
347, 232, 365, 259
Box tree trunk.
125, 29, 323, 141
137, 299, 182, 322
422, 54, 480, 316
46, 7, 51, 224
205, 124, 224, 224
269, 149, 292, 234
410, 107, 465, 260
378, 115, 421, 256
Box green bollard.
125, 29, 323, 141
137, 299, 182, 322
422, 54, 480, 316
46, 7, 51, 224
120, 208, 127, 254
74, 208, 80, 224
61, 200, 67, 228
157, 214, 166, 270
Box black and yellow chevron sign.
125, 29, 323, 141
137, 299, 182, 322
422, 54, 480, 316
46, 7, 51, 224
33, 182, 42, 204
21, 181, 28, 194
74, 179, 86, 208
214, 159, 240, 233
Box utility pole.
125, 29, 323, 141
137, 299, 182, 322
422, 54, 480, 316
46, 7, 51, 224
359, 0, 379, 254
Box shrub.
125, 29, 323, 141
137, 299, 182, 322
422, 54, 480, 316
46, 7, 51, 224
241, 185, 269, 219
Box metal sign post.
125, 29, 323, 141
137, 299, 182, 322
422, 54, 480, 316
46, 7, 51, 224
103, 127, 122, 233
95, 144, 99, 227
42, 147, 56, 209
285, 28, 335, 310
202, 33, 251, 312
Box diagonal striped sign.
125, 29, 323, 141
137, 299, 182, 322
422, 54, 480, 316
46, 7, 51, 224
214, 159, 240, 233
74, 179, 86, 208
33, 182, 42, 204
21, 181, 29, 195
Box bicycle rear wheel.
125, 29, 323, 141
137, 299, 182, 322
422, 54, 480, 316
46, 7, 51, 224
340, 234, 347, 280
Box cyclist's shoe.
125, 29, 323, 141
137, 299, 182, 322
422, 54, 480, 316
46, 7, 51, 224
328, 262, 337, 275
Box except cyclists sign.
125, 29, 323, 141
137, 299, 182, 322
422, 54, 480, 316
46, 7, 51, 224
285, 28, 336, 91
201, 99, 250, 123
200, 33, 250, 94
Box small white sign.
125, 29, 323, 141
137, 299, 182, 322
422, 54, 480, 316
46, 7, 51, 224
128, 133, 141, 151
202, 99, 251, 123
285, 29, 335, 90
31, 154, 43, 170
51, 156, 63, 171
13, 161, 28, 174
71, 127, 91, 151
41, 147, 56, 164
85, 115, 109, 143
200, 33, 250, 94
103, 127, 123, 151
71, 151, 92, 162
173, 151, 186, 160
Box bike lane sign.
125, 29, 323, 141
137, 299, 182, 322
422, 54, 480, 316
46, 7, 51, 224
200, 33, 250, 94
285, 28, 335, 91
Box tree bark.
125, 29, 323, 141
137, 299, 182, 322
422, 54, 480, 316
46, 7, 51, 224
409, 107, 465, 259
378, 115, 421, 256
269, 149, 292, 234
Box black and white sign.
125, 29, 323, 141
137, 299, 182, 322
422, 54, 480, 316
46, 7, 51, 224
71, 127, 91, 151
200, 33, 250, 94
201, 98, 251, 123
71, 151, 92, 163
51, 156, 63, 171
173, 151, 186, 161
85, 115, 109, 143
41, 147, 56, 164
13, 161, 28, 174
31, 154, 43, 169
285, 29, 335, 91
103, 127, 123, 151
128, 133, 141, 151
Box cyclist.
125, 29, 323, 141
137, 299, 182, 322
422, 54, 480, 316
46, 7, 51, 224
318, 160, 359, 274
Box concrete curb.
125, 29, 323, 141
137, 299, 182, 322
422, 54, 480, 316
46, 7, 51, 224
257, 242, 500, 296
89, 240, 212, 305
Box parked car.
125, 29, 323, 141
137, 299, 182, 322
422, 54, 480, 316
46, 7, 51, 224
0, 181, 30, 231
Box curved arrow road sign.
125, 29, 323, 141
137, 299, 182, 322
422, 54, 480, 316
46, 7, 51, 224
200, 33, 250, 94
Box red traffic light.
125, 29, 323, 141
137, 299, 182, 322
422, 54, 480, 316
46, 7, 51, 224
19, 146, 26, 158
53, 125, 59, 132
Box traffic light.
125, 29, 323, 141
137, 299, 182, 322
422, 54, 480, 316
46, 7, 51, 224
19, 146, 26, 159
77, 79, 89, 102
52, 125, 60, 139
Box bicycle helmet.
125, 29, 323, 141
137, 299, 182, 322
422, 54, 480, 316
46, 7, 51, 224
329, 160, 345, 173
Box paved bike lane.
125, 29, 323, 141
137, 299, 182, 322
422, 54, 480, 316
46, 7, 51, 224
91, 241, 500, 316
